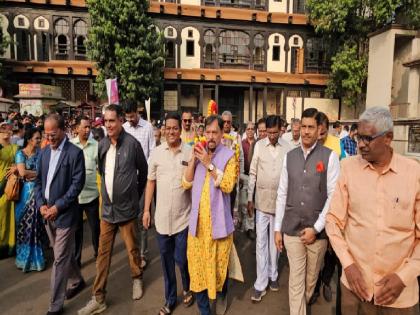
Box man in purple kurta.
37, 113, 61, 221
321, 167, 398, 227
183, 115, 238, 315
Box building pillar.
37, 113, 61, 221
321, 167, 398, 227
249, 85, 253, 122
215, 83, 219, 106
199, 83, 204, 114
263, 85, 267, 117
177, 82, 181, 110
70, 78, 75, 101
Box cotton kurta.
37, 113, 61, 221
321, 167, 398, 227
184, 157, 237, 299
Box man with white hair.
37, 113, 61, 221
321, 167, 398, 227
326, 106, 420, 314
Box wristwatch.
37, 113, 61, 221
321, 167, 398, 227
207, 163, 215, 172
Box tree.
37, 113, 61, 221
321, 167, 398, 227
87, 0, 165, 104
0, 15, 9, 78
306, 0, 420, 113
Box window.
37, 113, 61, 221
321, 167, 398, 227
55, 18, 69, 57
39, 32, 49, 61
408, 125, 420, 153
168, 27, 173, 37
18, 17, 25, 27
204, 30, 215, 66
38, 19, 45, 28
188, 29, 193, 38
186, 40, 194, 57
76, 36, 86, 55
165, 41, 175, 68
205, 44, 213, 62
293, 37, 299, 45
16, 30, 30, 60
253, 34, 264, 66
219, 30, 250, 66
57, 34, 68, 54
55, 18, 69, 34
74, 20, 88, 56
272, 46, 280, 61
274, 35, 279, 44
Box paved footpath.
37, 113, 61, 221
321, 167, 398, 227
0, 223, 337, 315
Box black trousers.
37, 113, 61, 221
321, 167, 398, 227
75, 197, 100, 267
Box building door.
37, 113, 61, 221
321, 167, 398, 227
219, 86, 245, 126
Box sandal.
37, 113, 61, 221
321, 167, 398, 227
158, 304, 172, 315
183, 290, 194, 307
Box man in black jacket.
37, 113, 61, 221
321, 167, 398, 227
78, 104, 148, 315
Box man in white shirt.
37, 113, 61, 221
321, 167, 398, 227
122, 100, 155, 267
248, 115, 291, 302
282, 118, 301, 147
274, 108, 340, 315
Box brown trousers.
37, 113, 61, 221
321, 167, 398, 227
341, 283, 419, 315
92, 218, 142, 302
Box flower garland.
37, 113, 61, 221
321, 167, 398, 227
223, 133, 240, 161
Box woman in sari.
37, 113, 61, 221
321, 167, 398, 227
15, 127, 46, 271
0, 123, 18, 258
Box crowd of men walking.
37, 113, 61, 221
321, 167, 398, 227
0, 102, 418, 315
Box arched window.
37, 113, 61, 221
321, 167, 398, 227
253, 34, 264, 68
74, 20, 87, 55
219, 30, 250, 68
204, 30, 216, 65
54, 19, 69, 57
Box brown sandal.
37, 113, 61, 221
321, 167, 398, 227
183, 290, 194, 307
158, 304, 172, 315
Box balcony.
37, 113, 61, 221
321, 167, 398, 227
202, 0, 267, 10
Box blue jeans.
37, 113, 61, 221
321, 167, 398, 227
156, 228, 189, 307
196, 277, 228, 315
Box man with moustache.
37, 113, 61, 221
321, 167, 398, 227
274, 108, 340, 315
183, 115, 238, 315
143, 112, 194, 315
248, 115, 291, 302
78, 104, 148, 315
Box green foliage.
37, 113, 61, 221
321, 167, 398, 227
0, 15, 9, 78
87, 0, 165, 103
306, 0, 419, 109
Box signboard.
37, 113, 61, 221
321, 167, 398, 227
164, 91, 178, 111
19, 99, 57, 116
19, 84, 62, 98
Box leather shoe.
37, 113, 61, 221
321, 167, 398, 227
46, 309, 63, 315
66, 279, 86, 300
246, 229, 256, 240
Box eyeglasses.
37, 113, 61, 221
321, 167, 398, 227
183, 119, 192, 123
223, 120, 232, 125
357, 130, 388, 145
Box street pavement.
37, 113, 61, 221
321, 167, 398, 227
0, 223, 337, 315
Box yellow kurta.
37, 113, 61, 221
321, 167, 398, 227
184, 157, 238, 299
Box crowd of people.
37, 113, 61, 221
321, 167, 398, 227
0, 103, 418, 315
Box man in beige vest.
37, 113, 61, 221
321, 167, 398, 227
248, 115, 291, 302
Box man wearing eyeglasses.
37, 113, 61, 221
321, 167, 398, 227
181, 110, 196, 146
326, 106, 420, 315
35, 113, 86, 315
